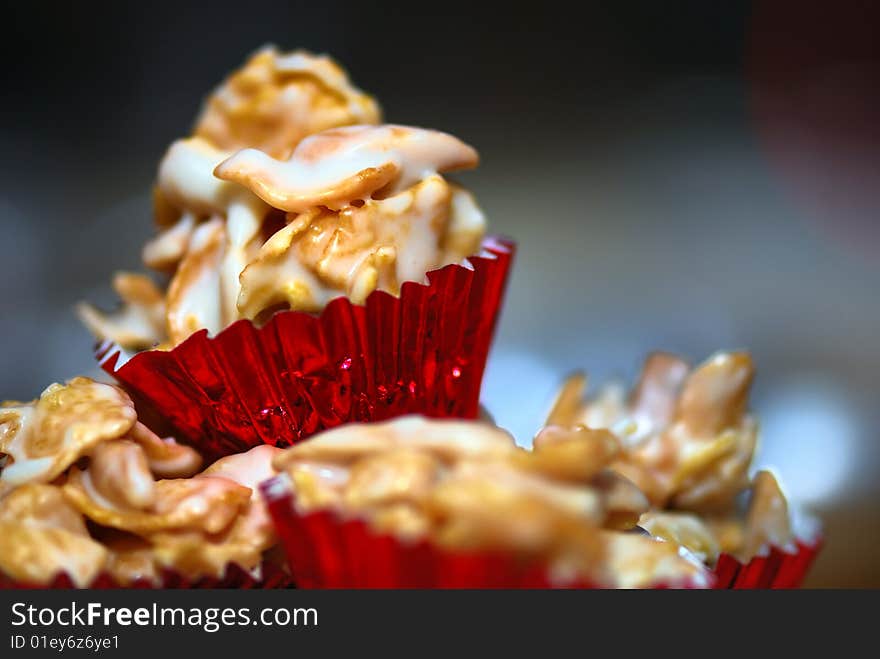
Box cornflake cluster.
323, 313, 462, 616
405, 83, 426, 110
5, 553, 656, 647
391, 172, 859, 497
0, 351, 799, 587
78, 46, 487, 350
273, 416, 709, 588
0, 378, 281, 586
545, 351, 795, 564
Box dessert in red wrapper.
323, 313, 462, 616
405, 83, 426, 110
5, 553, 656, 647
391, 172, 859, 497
542, 350, 823, 588
96, 237, 513, 461
79, 49, 513, 459
0, 378, 291, 589
262, 416, 712, 589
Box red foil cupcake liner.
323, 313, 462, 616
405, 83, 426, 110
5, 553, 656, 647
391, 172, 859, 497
261, 475, 703, 589
97, 238, 514, 461
0, 560, 294, 590
711, 538, 822, 589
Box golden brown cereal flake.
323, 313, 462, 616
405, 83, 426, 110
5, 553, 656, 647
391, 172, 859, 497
88, 439, 157, 510
546, 352, 759, 512
0, 484, 108, 587
198, 445, 282, 555
0, 377, 136, 490
597, 531, 709, 589
194, 47, 381, 159
63, 468, 250, 536
527, 425, 620, 482
102, 533, 161, 585
0, 523, 110, 587
0, 483, 89, 536
215, 124, 479, 213
127, 422, 203, 479
740, 470, 793, 560
77, 273, 167, 351
637, 510, 722, 564
343, 449, 441, 510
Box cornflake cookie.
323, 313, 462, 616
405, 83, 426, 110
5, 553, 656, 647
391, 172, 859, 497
273, 415, 709, 588
79, 50, 489, 351
544, 351, 796, 564
0, 376, 284, 586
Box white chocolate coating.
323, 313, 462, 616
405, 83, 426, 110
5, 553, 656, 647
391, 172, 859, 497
215, 124, 479, 212
274, 415, 706, 588
194, 46, 381, 159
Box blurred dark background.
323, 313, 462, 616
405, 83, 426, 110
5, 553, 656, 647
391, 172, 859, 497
1, 1, 878, 586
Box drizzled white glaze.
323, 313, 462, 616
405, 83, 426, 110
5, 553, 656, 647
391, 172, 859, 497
214, 124, 479, 212
272, 50, 379, 125
86, 119, 485, 345
152, 139, 266, 341
158, 138, 248, 214
165, 218, 226, 341
194, 46, 381, 159
0, 380, 136, 490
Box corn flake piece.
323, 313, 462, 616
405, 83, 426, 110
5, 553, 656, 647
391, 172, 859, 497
428, 476, 603, 561
740, 470, 793, 560
343, 449, 440, 510
545, 372, 588, 427
0, 522, 109, 587
433, 459, 605, 527
128, 422, 203, 479
88, 439, 156, 510
103, 533, 161, 586
215, 124, 479, 213
148, 530, 263, 580
287, 466, 346, 511
77, 273, 166, 351
274, 416, 515, 472
195, 47, 381, 159
670, 421, 757, 511
0, 483, 89, 536
591, 471, 649, 531
0, 377, 136, 490
64, 468, 250, 535
142, 213, 196, 271
675, 352, 754, 438
0, 483, 108, 587
526, 425, 619, 482
597, 531, 709, 589
164, 217, 227, 344
704, 516, 745, 556
199, 445, 282, 553
628, 352, 690, 433
638, 510, 722, 564
367, 503, 431, 541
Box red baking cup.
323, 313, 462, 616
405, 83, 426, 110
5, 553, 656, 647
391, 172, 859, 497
0, 560, 294, 590
97, 238, 514, 461
261, 475, 705, 589
711, 538, 822, 589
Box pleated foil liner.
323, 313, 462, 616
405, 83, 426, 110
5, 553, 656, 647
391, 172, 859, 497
261, 474, 705, 589
97, 237, 514, 461
712, 539, 822, 589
